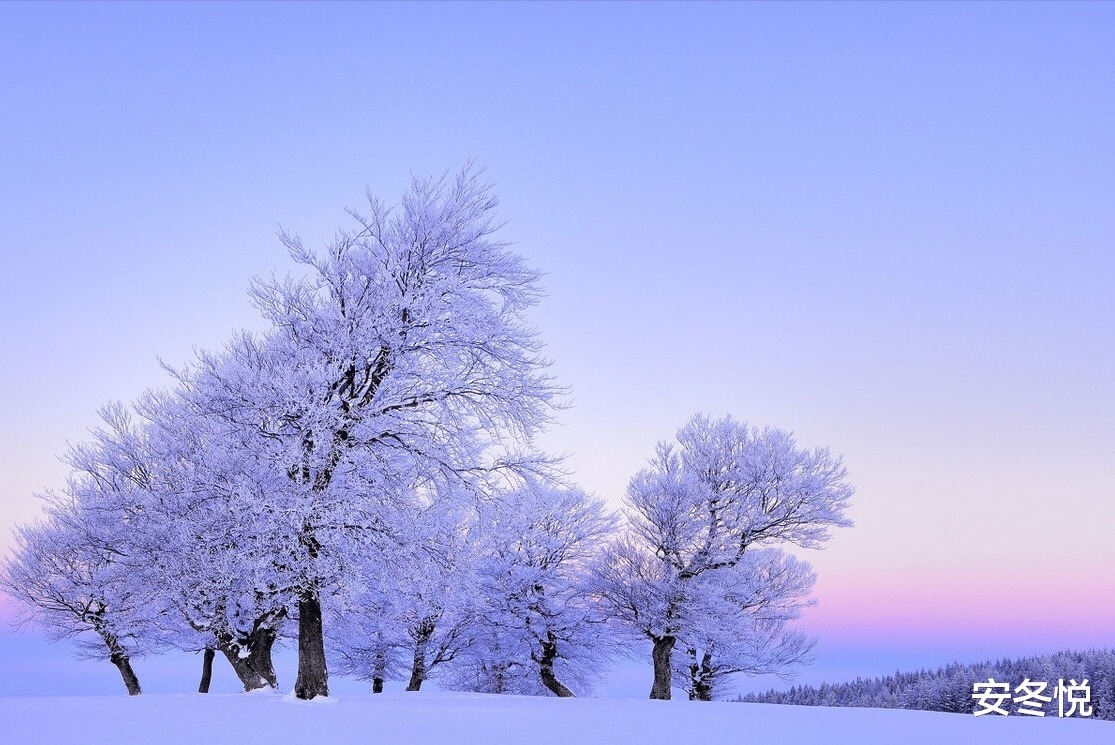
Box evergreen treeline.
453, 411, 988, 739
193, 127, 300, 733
738, 649, 1115, 720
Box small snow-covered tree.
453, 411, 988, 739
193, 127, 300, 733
2, 512, 146, 695
594, 414, 853, 700
329, 485, 480, 694
447, 481, 617, 697
391, 496, 479, 692
0, 405, 174, 695
329, 575, 408, 694
326, 521, 413, 694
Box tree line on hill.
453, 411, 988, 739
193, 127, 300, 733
739, 648, 1115, 720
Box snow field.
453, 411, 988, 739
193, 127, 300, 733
1, 691, 1111, 745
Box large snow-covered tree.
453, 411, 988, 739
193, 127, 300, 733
180, 166, 559, 698
593, 414, 853, 700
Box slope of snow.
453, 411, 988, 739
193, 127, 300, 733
1, 691, 1110, 745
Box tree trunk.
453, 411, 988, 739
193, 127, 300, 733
247, 624, 278, 688
216, 623, 277, 692
371, 647, 387, 693
650, 635, 676, 700
98, 628, 141, 696
198, 648, 215, 693
406, 625, 432, 692
294, 588, 329, 700
110, 650, 142, 696
406, 645, 426, 691
696, 651, 714, 701
687, 647, 713, 701
538, 632, 575, 698
220, 642, 269, 691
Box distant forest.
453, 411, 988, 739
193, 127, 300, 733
739, 649, 1115, 720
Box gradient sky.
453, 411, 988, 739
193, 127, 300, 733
1, 1, 1112, 693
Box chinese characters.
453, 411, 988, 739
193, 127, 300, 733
972, 678, 1093, 717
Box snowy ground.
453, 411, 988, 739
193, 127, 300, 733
1, 691, 1110, 745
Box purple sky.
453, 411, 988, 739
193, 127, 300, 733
1, 1, 1112, 694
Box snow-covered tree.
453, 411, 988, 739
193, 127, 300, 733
446, 480, 617, 697
328, 566, 408, 694
675, 549, 816, 700
2, 512, 146, 695
390, 496, 479, 692
593, 414, 853, 700
180, 166, 558, 698
326, 516, 415, 694
133, 389, 291, 692
0, 405, 174, 695
2, 394, 296, 695
331, 488, 491, 693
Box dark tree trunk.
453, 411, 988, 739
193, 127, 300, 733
216, 625, 275, 691
406, 623, 433, 692
98, 628, 141, 696
212, 612, 282, 692
687, 646, 699, 701
247, 624, 278, 688
294, 588, 329, 700
198, 648, 215, 693
538, 632, 575, 698
110, 650, 142, 696
650, 635, 676, 700
220, 643, 269, 691
371, 648, 387, 693
406, 649, 426, 692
